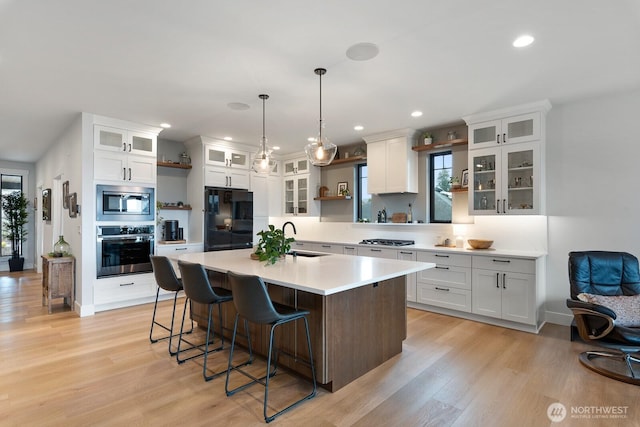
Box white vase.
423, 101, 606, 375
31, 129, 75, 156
424, 138, 433, 145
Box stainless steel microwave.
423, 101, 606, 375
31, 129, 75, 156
96, 184, 154, 221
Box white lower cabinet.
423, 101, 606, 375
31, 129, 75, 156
343, 245, 357, 256
313, 243, 344, 254
471, 256, 536, 325
94, 273, 155, 308
356, 246, 398, 259
416, 251, 472, 312
397, 249, 417, 302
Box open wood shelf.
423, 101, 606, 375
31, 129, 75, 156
157, 161, 192, 169
450, 187, 468, 193
321, 155, 367, 166
313, 195, 353, 201
159, 205, 192, 210
412, 139, 468, 152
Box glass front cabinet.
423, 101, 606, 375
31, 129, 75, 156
284, 176, 309, 215
468, 112, 540, 150
469, 142, 540, 215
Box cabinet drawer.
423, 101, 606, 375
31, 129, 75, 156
417, 251, 471, 267
291, 241, 312, 250
357, 246, 397, 259
416, 283, 471, 313
472, 256, 535, 274
418, 265, 471, 290
94, 274, 154, 305
313, 243, 344, 254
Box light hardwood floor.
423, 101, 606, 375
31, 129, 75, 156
1, 270, 638, 426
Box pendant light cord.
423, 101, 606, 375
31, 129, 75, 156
315, 68, 326, 145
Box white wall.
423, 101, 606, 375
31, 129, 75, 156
545, 88, 640, 324
35, 114, 86, 313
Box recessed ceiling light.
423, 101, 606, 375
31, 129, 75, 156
411, 111, 423, 118
513, 35, 534, 48
223, 136, 233, 141
160, 123, 171, 128
227, 102, 250, 111
354, 125, 364, 131
272, 146, 280, 150
346, 42, 380, 61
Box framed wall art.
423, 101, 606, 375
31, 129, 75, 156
42, 188, 51, 221
62, 180, 69, 209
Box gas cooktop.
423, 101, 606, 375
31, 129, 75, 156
359, 238, 415, 246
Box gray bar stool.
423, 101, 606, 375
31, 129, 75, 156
177, 260, 233, 381
225, 271, 317, 423
149, 256, 193, 355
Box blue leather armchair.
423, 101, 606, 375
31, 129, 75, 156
566, 251, 640, 385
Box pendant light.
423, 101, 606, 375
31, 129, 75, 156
305, 68, 337, 166
252, 94, 276, 174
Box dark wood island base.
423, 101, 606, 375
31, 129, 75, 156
192, 273, 407, 392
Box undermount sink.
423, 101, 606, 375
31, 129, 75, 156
286, 251, 329, 258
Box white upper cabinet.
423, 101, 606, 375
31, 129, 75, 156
283, 157, 310, 175
94, 125, 156, 157
205, 144, 250, 169
464, 100, 551, 216
363, 128, 417, 194
468, 112, 541, 150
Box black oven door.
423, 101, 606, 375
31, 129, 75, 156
97, 236, 154, 278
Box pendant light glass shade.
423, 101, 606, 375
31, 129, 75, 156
305, 68, 337, 166
252, 94, 276, 174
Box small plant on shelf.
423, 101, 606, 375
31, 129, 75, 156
422, 131, 433, 145
254, 225, 295, 265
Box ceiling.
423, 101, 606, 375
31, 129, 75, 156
1, 0, 639, 163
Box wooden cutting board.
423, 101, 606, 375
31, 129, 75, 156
391, 213, 408, 223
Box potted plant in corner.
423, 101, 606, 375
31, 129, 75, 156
253, 225, 295, 265
2, 191, 29, 272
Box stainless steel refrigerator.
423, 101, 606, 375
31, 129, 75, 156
204, 187, 254, 251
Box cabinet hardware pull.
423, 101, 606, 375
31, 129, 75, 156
496, 273, 500, 288
400, 251, 413, 255
502, 273, 507, 289
123, 167, 126, 180
503, 133, 506, 143
497, 202, 500, 214
322, 245, 331, 248
122, 142, 127, 151
502, 199, 507, 214
345, 247, 355, 250
492, 259, 511, 263
497, 134, 500, 144
435, 266, 450, 270
229, 176, 232, 186
175, 248, 187, 251
435, 287, 450, 292
119, 282, 135, 287
129, 168, 132, 181
371, 249, 382, 252
435, 254, 449, 258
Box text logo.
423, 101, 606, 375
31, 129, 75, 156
548, 403, 567, 423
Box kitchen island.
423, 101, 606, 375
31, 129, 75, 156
179, 248, 434, 391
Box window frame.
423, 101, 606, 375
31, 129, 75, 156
429, 150, 453, 224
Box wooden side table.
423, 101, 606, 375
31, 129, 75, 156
42, 255, 75, 314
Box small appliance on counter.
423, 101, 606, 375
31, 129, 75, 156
164, 219, 180, 242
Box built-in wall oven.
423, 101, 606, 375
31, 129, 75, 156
96, 225, 154, 278
96, 184, 155, 222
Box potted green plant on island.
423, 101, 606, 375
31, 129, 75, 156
2, 191, 29, 272
254, 225, 294, 265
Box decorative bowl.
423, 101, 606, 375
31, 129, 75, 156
467, 239, 493, 249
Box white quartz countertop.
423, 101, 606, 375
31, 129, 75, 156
178, 248, 434, 296
300, 240, 546, 259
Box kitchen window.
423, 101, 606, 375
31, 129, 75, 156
357, 164, 371, 222
429, 151, 452, 223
